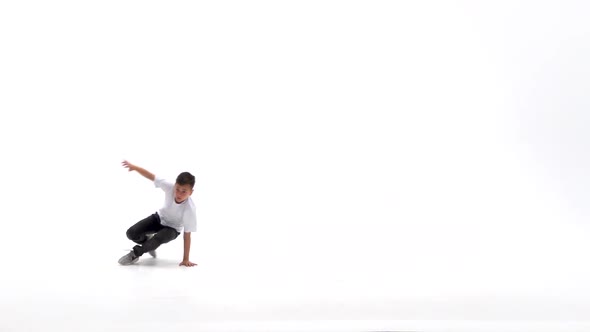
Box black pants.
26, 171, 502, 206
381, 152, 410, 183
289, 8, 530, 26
126, 213, 180, 257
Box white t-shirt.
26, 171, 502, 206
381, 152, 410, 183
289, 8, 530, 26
154, 176, 197, 233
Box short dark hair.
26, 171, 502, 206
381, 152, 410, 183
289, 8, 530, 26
176, 172, 195, 188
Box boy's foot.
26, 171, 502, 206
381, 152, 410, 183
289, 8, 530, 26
118, 250, 139, 265
146, 234, 157, 258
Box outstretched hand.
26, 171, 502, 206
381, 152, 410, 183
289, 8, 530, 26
179, 260, 197, 267
122, 160, 136, 172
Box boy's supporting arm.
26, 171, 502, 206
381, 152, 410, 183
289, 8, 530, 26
122, 160, 155, 181
180, 232, 197, 267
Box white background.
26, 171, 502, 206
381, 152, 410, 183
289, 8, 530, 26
1, 0, 590, 330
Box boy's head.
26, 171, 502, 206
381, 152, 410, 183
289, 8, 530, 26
174, 172, 195, 203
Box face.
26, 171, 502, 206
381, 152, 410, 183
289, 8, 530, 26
174, 183, 193, 203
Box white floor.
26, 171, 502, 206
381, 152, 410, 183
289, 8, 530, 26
2, 243, 589, 332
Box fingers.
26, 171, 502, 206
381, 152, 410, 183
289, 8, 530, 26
179, 261, 197, 267
122, 160, 133, 170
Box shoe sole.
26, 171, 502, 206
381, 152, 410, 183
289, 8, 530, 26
118, 253, 139, 265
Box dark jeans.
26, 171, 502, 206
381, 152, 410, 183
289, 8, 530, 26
126, 213, 180, 257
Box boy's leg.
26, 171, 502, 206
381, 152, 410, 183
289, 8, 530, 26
126, 213, 163, 245
133, 227, 180, 257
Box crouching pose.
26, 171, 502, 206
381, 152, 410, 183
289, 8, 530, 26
118, 160, 197, 267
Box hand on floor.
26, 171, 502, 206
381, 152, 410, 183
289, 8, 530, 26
179, 260, 197, 267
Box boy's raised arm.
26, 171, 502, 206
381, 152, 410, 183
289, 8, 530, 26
122, 160, 156, 181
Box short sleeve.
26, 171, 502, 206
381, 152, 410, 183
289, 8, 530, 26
154, 176, 174, 192
183, 203, 197, 232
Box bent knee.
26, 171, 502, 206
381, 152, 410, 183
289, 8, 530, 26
126, 228, 137, 241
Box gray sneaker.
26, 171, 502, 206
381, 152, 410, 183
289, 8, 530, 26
146, 234, 157, 258
118, 250, 139, 265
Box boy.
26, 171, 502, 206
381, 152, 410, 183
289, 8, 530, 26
118, 160, 197, 267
